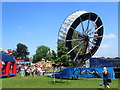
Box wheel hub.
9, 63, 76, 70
84, 35, 89, 41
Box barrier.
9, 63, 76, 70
52, 67, 115, 79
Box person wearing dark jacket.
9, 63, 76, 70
102, 67, 111, 90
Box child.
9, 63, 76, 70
26, 67, 31, 76
20, 66, 25, 78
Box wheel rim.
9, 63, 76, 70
58, 11, 103, 65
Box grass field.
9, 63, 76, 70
2, 75, 119, 89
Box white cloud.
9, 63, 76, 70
103, 33, 116, 39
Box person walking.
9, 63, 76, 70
102, 67, 111, 90
37, 67, 41, 75
31, 67, 35, 77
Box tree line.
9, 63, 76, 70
11, 42, 71, 67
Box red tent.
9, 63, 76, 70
0, 52, 16, 78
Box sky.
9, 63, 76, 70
2, 2, 118, 58
1, 0, 119, 2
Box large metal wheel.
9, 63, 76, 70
58, 11, 103, 65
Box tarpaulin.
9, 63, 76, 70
53, 67, 115, 79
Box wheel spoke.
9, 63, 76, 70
70, 27, 84, 37
86, 24, 94, 34
87, 16, 99, 34
89, 41, 99, 48
89, 25, 103, 35
94, 16, 99, 23
70, 27, 76, 30
66, 38, 84, 42
86, 44, 90, 54
88, 43, 93, 58
85, 14, 91, 34
79, 17, 85, 34
89, 41, 95, 45
73, 41, 84, 61
89, 36, 103, 39
78, 58, 83, 64
94, 25, 103, 33
67, 41, 84, 55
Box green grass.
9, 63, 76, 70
0, 79, 2, 90
2, 75, 119, 89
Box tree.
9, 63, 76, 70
55, 42, 70, 67
12, 50, 18, 59
51, 50, 57, 61
57, 42, 68, 57
33, 45, 50, 62
12, 43, 30, 60
99, 56, 105, 59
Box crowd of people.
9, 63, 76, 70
16, 64, 112, 89
17, 64, 44, 78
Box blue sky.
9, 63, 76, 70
2, 2, 118, 57
1, 0, 119, 2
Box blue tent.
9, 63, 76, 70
53, 67, 78, 78
78, 68, 115, 79
52, 67, 115, 79
0, 52, 15, 62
